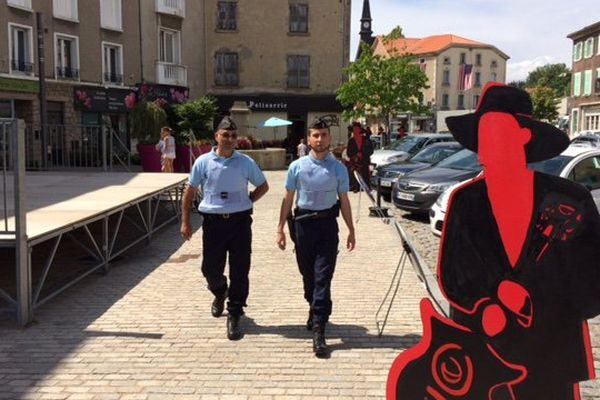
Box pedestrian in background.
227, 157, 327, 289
156, 126, 176, 172
180, 116, 269, 341
276, 117, 356, 358
297, 138, 308, 158
347, 122, 374, 191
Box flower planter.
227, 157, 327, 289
137, 143, 162, 172
175, 144, 213, 172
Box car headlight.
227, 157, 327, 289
435, 189, 450, 207
383, 170, 402, 178
426, 181, 459, 194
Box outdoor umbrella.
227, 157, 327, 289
260, 117, 293, 140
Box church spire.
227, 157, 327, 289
359, 0, 374, 45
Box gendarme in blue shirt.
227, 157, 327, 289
189, 148, 266, 214
285, 153, 349, 211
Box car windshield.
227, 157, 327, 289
383, 136, 424, 152
410, 145, 460, 164
434, 149, 480, 170
528, 155, 573, 175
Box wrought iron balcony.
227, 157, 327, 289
56, 66, 80, 80
103, 71, 123, 85
10, 59, 34, 74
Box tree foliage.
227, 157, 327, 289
531, 84, 559, 122
524, 63, 571, 97
336, 41, 429, 128
130, 101, 167, 144
173, 97, 218, 142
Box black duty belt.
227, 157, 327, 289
294, 205, 339, 222
201, 209, 252, 220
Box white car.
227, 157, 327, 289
429, 146, 600, 236
370, 133, 454, 167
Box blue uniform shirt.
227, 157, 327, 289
285, 153, 349, 210
189, 148, 266, 214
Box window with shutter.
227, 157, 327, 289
215, 52, 238, 86
573, 72, 581, 96
289, 4, 308, 33
101, 0, 122, 31
583, 70, 593, 95
287, 55, 310, 88
217, 2, 237, 30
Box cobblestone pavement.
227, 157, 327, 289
0, 170, 597, 399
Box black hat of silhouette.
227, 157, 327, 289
309, 117, 330, 130
445, 82, 569, 163
217, 116, 237, 131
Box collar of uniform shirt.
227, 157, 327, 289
210, 147, 242, 160
308, 152, 335, 163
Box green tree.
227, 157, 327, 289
531, 84, 559, 122
336, 41, 429, 130
508, 80, 526, 89
525, 63, 571, 97
130, 101, 167, 144
173, 97, 218, 142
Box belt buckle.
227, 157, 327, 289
222, 213, 230, 219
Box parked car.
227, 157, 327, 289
429, 145, 600, 236
369, 133, 454, 167
392, 148, 481, 214
371, 142, 462, 198
570, 132, 600, 148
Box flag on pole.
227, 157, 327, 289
458, 64, 473, 91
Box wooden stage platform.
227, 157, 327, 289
0, 172, 188, 324
1, 172, 187, 243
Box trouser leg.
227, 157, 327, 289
311, 219, 339, 326
226, 215, 252, 316
294, 220, 316, 305
201, 219, 228, 298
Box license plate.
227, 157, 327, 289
398, 192, 415, 201
380, 180, 392, 187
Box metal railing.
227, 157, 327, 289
0, 119, 30, 326
155, 61, 187, 86
56, 66, 80, 80
25, 124, 131, 172
155, 0, 185, 17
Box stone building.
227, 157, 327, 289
203, 0, 352, 147
567, 21, 600, 137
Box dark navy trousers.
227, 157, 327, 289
201, 212, 252, 317
293, 216, 339, 326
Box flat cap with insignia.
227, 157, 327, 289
217, 116, 237, 131
309, 117, 330, 130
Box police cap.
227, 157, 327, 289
309, 117, 329, 130
217, 116, 237, 131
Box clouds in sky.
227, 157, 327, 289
350, 0, 598, 81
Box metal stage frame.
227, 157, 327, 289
1, 120, 187, 326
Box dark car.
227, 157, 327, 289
570, 132, 600, 148
392, 148, 482, 214
371, 142, 462, 198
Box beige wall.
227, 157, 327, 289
434, 47, 506, 110
204, 0, 351, 95
139, 2, 205, 97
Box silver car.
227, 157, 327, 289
369, 133, 454, 167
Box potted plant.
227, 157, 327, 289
173, 97, 218, 172
130, 101, 167, 172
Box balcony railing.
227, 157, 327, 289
155, 61, 187, 86
155, 0, 185, 17
57, 66, 80, 80
10, 59, 34, 74
103, 71, 123, 85
7, 0, 32, 11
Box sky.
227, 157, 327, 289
350, 0, 599, 82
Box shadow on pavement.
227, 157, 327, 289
242, 317, 421, 353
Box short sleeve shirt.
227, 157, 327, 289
188, 148, 266, 213
285, 152, 349, 210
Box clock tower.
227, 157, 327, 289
359, 0, 374, 47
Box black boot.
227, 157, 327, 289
211, 291, 227, 318
227, 314, 242, 341
306, 310, 313, 331
312, 325, 329, 358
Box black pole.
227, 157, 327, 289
36, 12, 48, 169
